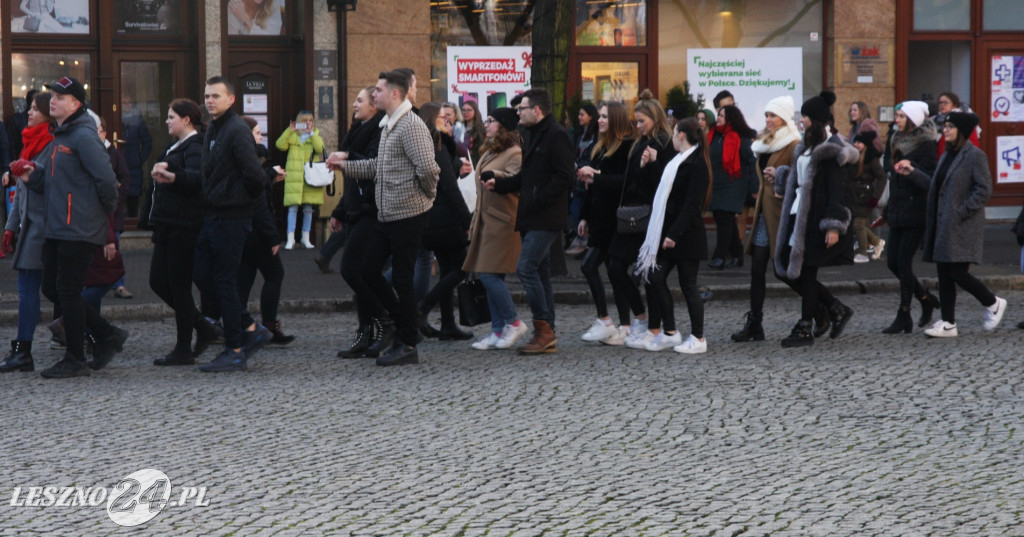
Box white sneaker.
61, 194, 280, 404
674, 334, 708, 354
495, 321, 528, 349
924, 320, 958, 338
626, 330, 655, 349
871, 239, 886, 260
854, 253, 870, 263
623, 319, 649, 346
644, 331, 682, 351
471, 333, 501, 350
581, 319, 618, 342
600, 326, 629, 346
983, 297, 1007, 331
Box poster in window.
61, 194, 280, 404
226, 0, 287, 36
991, 56, 1024, 123
115, 0, 180, 34
11, 0, 90, 34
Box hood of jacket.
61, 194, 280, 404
891, 119, 938, 160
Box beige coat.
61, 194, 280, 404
462, 145, 523, 274
744, 138, 799, 256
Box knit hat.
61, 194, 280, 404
899, 100, 929, 128
580, 103, 598, 122
489, 107, 519, 132
701, 108, 716, 125
764, 96, 796, 124
944, 111, 979, 137
666, 106, 687, 121
853, 130, 877, 147
800, 90, 836, 124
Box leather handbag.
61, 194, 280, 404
616, 204, 652, 234
22, 16, 41, 32
304, 150, 333, 187
457, 277, 491, 327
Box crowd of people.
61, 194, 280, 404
0, 68, 1012, 375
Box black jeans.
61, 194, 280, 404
712, 209, 743, 260
356, 214, 428, 347
193, 216, 251, 350
936, 262, 996, 323
886, 226, 928, 309
419, 243, 468, 326
41, 240, 113, 361
150, 224, 201, 354
319, 226, 347, 263
749, 244, 771, 316
238, 234, 285, 326
607, 255, 647, 325
646, 258, 703, 337
581, 247, 631, 325
339, 216, 382, 329
780, 265, 838, 322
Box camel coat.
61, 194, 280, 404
744, 138, 799, 256
462, 145, 523, 274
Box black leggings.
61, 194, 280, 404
780, 265, 838, 322
606, 255, 646, 325
645, 258, 703, 337
936, 262, 995, 323
581, 247, 630, 325
150, 224, 200, 353
713, 210, 743, 260
238, 235, 285, 326
886, 226, 927, 309
419, 243, 468, 326
339, 217, 382, 328
749, 244, 770, 315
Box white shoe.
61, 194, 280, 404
627, 330, 655, 349
623, 319, 649, 346
983, 297, 1007, 331
924, 320, 958, 338
300, 231, 314, 249
600, 326, 629, 346
871, 239, 886, 260
854, 253, 870, 263
471, 333, 501, 350
495, 321, 528, 349
284, 236, 295, 250
674, 334, 708, 354
581, 319, 618, 341
644, 331, 682, 351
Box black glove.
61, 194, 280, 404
480, 170, 495, 181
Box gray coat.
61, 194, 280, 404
922, 143, 991, 264
4, 177, 47, 271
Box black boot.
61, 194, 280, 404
438, 314, 473, 341
917, 292, 940, 328
417, 305, 441, 339
731, 311, 765, 342
812, 304, 830, 338
0, 340, 34, 372
338, 325, 371, 359
365, 318, 395, 358
882, 307, 913, 334
828, 299, 854, 339
193, 316, 223, 357
268, 320, 295, 345
781, 320, 814, 348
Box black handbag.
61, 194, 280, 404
616, 204, 652, 234
457, 278, 491, 327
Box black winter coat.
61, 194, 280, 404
422, 148, 471, 251
883, 121, 938, 228
333, 111, 384, 224
608, 133, 677, 259
661, 150, 710, 261
579, 139, 631, 251
201, 111, 264, 218
142, 133, 205, 229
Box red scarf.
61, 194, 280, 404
20, 122, 54, 160
709, 124, 742, 180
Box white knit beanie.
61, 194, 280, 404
900, 101, 929, 128
764, 96, 796, 123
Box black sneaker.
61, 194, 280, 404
268, 321, 295, 345
193, 319, 223, 357
198, 349, 247, 372
376, 342, 419, 366
153, 349, 196, 366
241, 324, 273, 359
89, 327, 130, 371
41, 356, 91, 378
314, 256, 333, 274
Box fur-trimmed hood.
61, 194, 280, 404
890, 118, 939, 160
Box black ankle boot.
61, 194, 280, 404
781, 320, 814, 348
268, 320, 295, 345
417, 306, 441, 339
365, 318, 395, 358
338, 325, 371, 358
828, 300, 854, 339
882, 307, 913, 334
438, 317, 473, 341
0, 340, 34, 372
918, 292, 940, 328
812, 304, 830, 338
731, 311, 765, 342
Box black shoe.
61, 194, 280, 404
781, 320, 814, 348
725, 257, 743, 269
268, 320, 296, 345
198, 348, 247, 372
438, 323, 473, 341
153, 349, 196, 366
314, 256, 334, 274
418, 311, 441, 339
918, 292, 939, 328
828, 300, 854, 339
0, 340, 34, 372
338, 326, 372, 358
376, 342, 419, 366
812, 304, 831, 338
882, 308, 913, 334
730, 312, 765, 342
242, 324, 273, 359
365, 318, 395, 358
193, 318, 223, 357
41, 356, 91, 378
89, 326, 129, 370
707, 258, 725, 270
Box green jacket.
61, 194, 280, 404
276, 127, 325, 206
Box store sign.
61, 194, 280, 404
686, 47, 803, 130
836, 41, 893, 86
446, 46, 532, 119
991, 56, 1024, 123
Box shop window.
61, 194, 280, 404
983, 0, 1024, 31
581, 62, 640, 104
907, 41, 971, 107
11, 53, 91, 106
114, 0, 181, 35
913, 0, 970, 31
10, 0, 91, 34
575, 0, 647, 47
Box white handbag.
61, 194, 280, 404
304, 150, 333, 187
457, 159, 477, 214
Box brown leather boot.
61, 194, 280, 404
519, 320, 557, 354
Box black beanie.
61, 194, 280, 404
945, 111, 979, 138
489, 107, 519, 132
800, 90, 837, 124
853, 130, 877, 147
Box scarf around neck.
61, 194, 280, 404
635, 144, 698, 280
709, 124, 742, 179
751, 123, 800, 156
20, 121, 53, 160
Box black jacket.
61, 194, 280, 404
661, 150, 710, 261
580, 139, 631, 251
422, 148, 471, 251
333, 111, 384, 224
201, 111, 264, 218
883, 122, 938, 228
493, 114, 575, 232
250, 143, 281, 245
608, 133, 677, 259
142, 133, 205, 229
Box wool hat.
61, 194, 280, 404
489, 107, 519, 132
899, 100, 929, 128
853, 130, 877, 147
944, 111, 979, 137
800, 90, 836, 124
666, 106, 687, 121
764, 96, 796, 124
701, 108, 716, 125
46, 76, 87, 104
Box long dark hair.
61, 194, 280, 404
32, 92, 52, 121
676, 117, 713, 213
170, 98, 204, 133
719, 105, 757, 138
418, 101, 443, 150
804, 118, 828, 150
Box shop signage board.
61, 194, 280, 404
446, 46, 532, 119
835, 41, 893, 86
991, 55, 1024, 123
686, 47, 803, 130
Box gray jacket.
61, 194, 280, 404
26, 110, 118, 245
922, 143, 992, 264
4, 170, 47, 271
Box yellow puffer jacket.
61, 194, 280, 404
276, 127, 326, 206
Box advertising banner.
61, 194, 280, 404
990, 55, 1024, 123
446, 46, 532, 119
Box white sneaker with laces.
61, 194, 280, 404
600, 326, 629, 346
581, 319, 618, 341
871, 239, 886, 260
644, 331, 682, 351
623, 319, 648, 346
626, 330, 655, 349
471, 333, 501, 350
854, 253, 870, 263
924, 320, 958, 338
495, 321, 529, 349
983, 297, 1006, 331
674, 334, 708, 354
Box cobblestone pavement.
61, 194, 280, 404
2, 290, 1023, 536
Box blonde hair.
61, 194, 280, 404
591, 101, 634, 161
295, 110, 314, 123
254, 0, 277, 29
632, 89, 672, 150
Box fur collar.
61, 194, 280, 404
891, 119, 938, 159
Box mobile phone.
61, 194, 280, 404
295, 122, 308, 131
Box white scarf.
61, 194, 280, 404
635, 145, 698, 281
750, 122, 800, 155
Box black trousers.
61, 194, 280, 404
150, 224, 201, 353
581, 247, 631, 325
41, 239, 113, 361
936, 262, 995, 323
607, 254, 647, 324
712, 209, 743, 260
356, 214, 428, 347
886, 226, 928, 310
419, 242, 468, 326
193, 216, 251, 349
645, 257, 703, 337
339, 216, 382, 329
238, 234, 285, 326
779, 265, 838, 322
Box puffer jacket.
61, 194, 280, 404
276, 127, 325, 206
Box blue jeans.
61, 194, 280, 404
17, 269, 43, 341
82, 283, 115, 315
194, 216, 252, 349
516, 230, 559, 327
287, 204, 313, 233
478, 273, 518, 333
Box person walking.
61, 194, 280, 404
277, 110, 325, 249
707, 105, 757, 270
566, 102, 598, 256
849, 130, 887, 263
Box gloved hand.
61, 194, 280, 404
2, 230, 14, 254
480, 170, 495, 181
9, 158, 32, 178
